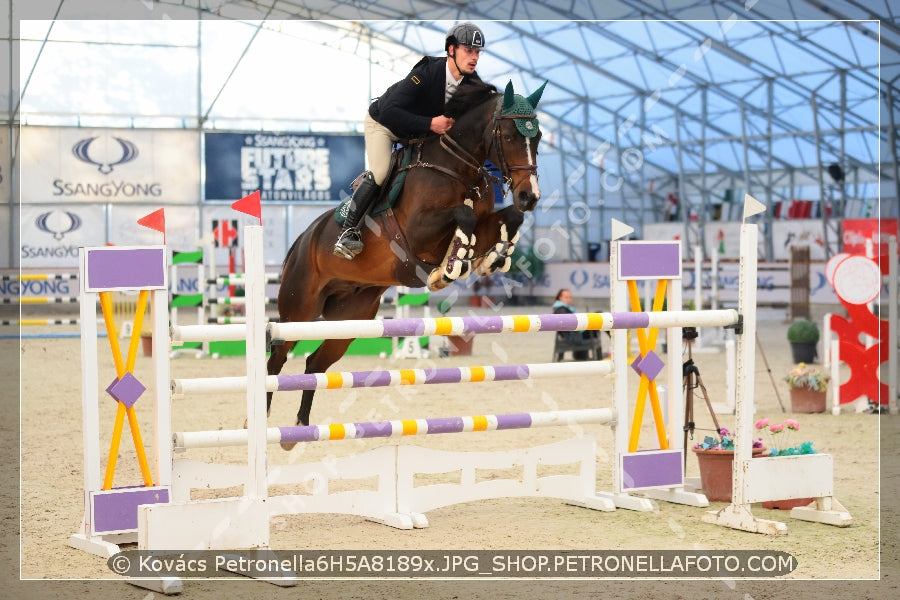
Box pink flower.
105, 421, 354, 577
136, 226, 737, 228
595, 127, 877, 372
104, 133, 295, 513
755, 418, 769, 430
783, 419, 799, 431
769, 423, 784, 434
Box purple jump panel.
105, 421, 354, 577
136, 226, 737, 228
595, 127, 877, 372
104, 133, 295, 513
618, 242, 681, 279
621, 450, 683, 490
84, 247, 167, 291
91, 485, 169, 534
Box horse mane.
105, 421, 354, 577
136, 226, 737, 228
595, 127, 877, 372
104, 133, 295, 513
444, 79, 499, 119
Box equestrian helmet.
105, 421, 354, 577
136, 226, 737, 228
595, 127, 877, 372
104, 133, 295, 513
445, 23, 485, 52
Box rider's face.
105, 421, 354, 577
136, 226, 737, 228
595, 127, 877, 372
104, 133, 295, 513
451, 45, 481, 75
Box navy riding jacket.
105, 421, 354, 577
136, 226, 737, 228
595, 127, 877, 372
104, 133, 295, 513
368, 56, 482, 139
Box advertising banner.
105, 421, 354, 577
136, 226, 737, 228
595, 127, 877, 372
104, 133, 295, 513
0, 205, 9, 267
478, 261, 838, 306
771, 220, 827, 261
20, 127, 199, 203
109, 205, 200, 252
202, 204, 288, 271
204, 132, 364, 202
19, 204, 106, 267
0, 126, 9, 205
842, 218, 899, 256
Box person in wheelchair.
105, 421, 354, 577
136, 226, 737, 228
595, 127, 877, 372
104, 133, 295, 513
552, 288, 601, 361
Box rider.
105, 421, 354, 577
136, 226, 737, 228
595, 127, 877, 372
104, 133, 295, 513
333, 22, 486, 260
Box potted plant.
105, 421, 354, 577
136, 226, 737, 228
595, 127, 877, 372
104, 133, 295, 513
692, 428, 765, 502
754, 417, 817, 509
786, 318, 819, 363
783, 362, 829, 413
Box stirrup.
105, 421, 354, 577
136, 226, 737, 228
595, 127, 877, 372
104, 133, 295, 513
333, 228, 363, 259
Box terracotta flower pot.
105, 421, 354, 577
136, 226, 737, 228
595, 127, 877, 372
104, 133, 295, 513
693, 447, 767, 502
789, 387, 827, 413
141, 333, 153, 357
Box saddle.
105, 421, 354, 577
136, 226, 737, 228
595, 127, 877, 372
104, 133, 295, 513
334, 142, 418, 226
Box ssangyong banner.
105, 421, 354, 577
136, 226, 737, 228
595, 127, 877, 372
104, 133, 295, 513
0, 126, 10, 204
204, 132, 365, 202
19, 204, 106, 267
20, 126, 199, 203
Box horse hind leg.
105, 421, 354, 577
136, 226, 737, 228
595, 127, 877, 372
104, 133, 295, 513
265, 338, 297, 416
281, 288, 385, 450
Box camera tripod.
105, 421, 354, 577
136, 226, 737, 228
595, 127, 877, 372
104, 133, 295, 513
682, 327, 723, 469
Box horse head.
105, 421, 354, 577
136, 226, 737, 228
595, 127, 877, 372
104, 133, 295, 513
492, 80, 547, 212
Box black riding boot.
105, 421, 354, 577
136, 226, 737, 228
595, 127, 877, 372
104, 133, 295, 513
333, 173, 381, 260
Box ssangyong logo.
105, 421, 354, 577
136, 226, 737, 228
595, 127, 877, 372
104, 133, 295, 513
36, 210, 82, 240
54, 133, 161, 198
72, 136, 139, 174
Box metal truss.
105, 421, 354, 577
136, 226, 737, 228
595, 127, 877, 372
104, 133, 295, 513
11, 0, 900, 260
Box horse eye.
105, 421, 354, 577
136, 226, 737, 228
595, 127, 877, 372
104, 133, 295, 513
504, 135, 513, 143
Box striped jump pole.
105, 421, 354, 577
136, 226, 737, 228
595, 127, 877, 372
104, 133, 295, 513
3, 297, 79, 304
174, 407, 615, 450
2, 318, 80, 326
207, 273, 281, 286
170, 309, 738, 345
172, 360, 613, 396
2, 273, 78, 281
205, 296, 277, 305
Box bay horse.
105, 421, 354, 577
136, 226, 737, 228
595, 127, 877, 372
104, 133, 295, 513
266, 80, 546, 446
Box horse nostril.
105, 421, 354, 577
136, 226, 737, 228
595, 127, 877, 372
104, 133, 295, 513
518, 191, 539, 210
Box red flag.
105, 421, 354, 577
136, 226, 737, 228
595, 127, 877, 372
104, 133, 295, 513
137, 208, 166, 243
232, 190, 262, 225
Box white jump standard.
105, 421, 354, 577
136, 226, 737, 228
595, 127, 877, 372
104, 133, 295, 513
69, 245, 179, 594
68, 195, 851, 576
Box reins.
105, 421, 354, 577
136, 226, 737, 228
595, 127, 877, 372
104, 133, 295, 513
395, 95, 538, 203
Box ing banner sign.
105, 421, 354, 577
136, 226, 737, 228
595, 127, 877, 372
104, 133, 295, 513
204, 132, 364, 202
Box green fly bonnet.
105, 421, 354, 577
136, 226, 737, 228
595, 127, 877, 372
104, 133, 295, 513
501, 80, 547, 138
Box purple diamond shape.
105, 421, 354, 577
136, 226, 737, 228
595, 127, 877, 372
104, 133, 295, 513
634, 350, 665, 381
630, 353, 644, 376
106, 372, 146, 408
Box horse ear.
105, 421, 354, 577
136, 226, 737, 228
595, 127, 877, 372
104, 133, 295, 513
503, 80, 516, 112
526, 81, 548, 109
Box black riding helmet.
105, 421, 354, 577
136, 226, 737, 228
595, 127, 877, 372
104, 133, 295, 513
445, 23, 485, 52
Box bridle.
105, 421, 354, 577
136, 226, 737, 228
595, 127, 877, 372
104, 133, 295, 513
437, 96, 539, 200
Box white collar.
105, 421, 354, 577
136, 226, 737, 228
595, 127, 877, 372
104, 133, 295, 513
446, 61, 463, 86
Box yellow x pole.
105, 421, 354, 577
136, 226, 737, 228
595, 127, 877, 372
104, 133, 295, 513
626, 279, 669, 452
99, 290, 154, 490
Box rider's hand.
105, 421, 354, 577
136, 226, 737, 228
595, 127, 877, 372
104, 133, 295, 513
430, 116, 455, 135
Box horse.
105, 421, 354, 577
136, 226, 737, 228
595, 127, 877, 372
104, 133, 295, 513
266, 79, 546, 446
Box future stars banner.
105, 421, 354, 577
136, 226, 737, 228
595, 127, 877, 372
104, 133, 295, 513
204, 132, 364, 203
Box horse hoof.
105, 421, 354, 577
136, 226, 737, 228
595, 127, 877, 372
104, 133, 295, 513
280, 441, 298, 451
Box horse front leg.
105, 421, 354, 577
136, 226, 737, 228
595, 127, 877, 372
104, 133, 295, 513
472, 205, 525, 277
427, 203, 478, 291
